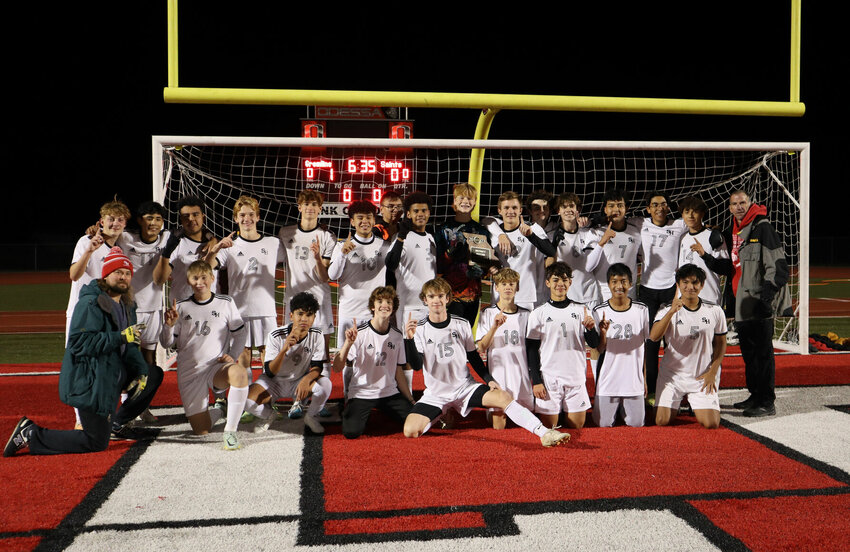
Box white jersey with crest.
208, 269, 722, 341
414, 315, 477, 400
163, 294, 246, 378
476, 305, 533, 403
592, 220, 642, 300
328, 234, 390, 316
216, 234, 284, 319
67, 234, 121, 316
592, 300, 650, 397
655, 300, 727, 383
526, 300, 590, 387
489, 225, 547, 307
553, 227, 603, 303
278, 223, 336, 306
678, 228, 730, 304
638, 217, 687, 289
264, 324, 327, 382
345, 321, 407, 400
123, 230, 170, 312
168, 237, 210, 303
394, 230, 437, 309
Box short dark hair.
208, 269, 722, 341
348, 200, 376, 219
646, 190, 673, 208
290, 292, 319, 315
602, 189, 628, 207
381, 191, 402, 205
136, 200, 165, 218
525, 189, 553, 210
678, 195, 707, 215
404, 191, 433, 212
177, 196, 204, 212
606, 263, 632, 284
546, 261, 573, 280
676, 263, 707, 285
554, 192, 582, 212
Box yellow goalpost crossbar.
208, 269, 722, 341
163, 0, 804, 118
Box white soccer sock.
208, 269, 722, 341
589, 358, 598, 382
209, 407, 224, 426
224, 385, 249, 432
342, 364, 353, 400
504, 401, 547, 437
306, 377, 332, 417
244, 398, 272, 420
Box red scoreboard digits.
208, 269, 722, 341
301, 154, 412, 204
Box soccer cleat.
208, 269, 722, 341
212, 397, 227, 415
317, 406, 332, 418
645, 393, 656, 408
240, 411, 256, 423
4, 417, 34, 457
253, 417, 272, 433
540, 426, 571, 447
138, 408, 159, 424
270, 403, 285, 420
288, 400, 304, 419
110, 424, 157, 441
222, 431, 241, 450
303, 414, 325, 434
743, 404, 776, 418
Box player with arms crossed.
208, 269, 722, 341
527, 262, 600, 430
160, 261, 250, 450
204, 195, 285, 368
243, 292, 330, 434
592, 263, 650, 427
475, 268, 534, 430
374, 191, 404, 289
333, 286, 414, 439
677, 195, 733, 304
403, 278, 569, 446
650, 264, 727, 429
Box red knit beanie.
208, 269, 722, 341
102, 246, 133, 278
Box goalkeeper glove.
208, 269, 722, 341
121, 323, 146, 344
125, 375, 148, 401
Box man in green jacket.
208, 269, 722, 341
5, 247, 164, 456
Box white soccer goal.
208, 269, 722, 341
152, 137, 810, 354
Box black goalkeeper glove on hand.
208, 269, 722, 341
161, 229, 183, 259
397, 218, 414, 240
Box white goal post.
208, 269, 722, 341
152, 136, 810, 354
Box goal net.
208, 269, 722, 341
152, 137, 809, 353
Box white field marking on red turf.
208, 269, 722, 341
84, 407, 305, 526
66, 510, 722, 551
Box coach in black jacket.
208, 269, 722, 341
724, 190, 789, 418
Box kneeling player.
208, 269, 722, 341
650, 264, 727, 429
244, 292, 330, 434
160, 261, 250, 450
403, 278, 569, 447
592, 263, 650, 427
333, 286, 414, 439
527, 262, 600, 430
475, 268, 534, 430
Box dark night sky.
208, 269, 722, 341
5, 2, 842, 260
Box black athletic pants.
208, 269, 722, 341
447, 299, 480, 326
27, 365, 163, 455
639, 284, 676, 395
736, 318, 776, 407
341, 393, 414, 439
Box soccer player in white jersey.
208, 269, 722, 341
592, 189, 642, 301
592, 263, 650, 427
551, 192, 603, 306
485, 191, 556, 310
403, 278, 570, 447
160, 261, 250, 450
328, 200, 390, 349
278, 190, 336, 375
123, 201, 170, 366
67, 198, 130, 344
333, 286, 414, 439
650, 264, 727, 429
635, 191, 688, 407
154, 196, 218, 305
243, 292, 330, 434
385, 191, 438, 328
475, 268, 534, 430
527, 262, 600, 430
205, 195, 285, 368
677, 195, 733, 304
